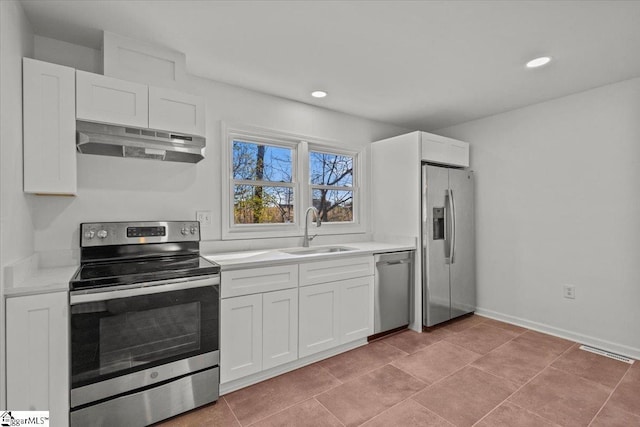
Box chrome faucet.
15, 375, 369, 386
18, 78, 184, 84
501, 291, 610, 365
303, 207, 321, 247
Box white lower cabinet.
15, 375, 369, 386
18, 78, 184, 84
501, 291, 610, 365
299, 282, 340, 358
220, 294, 263, 383
220, 256, 374, 386
6, 291, 69, 427
220, 288, 299, 383
340, 276, 374, 343
262, 288, 298, 370
299, 275, 374, 358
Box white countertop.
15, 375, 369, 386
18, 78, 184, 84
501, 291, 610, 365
4, 264, 77, 297
205, 241, 416, 270
3, 241, 415, 296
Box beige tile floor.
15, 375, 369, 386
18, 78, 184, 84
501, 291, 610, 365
156, 315, 640, 426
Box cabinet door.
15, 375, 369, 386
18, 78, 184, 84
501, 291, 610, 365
6, 291, 69, 427
339, 276, 374, 344
421, 133, 469, 167
23, 58, 76, 195
220, 294, 262, 383
76, 70, 148, 128
262, 288, 298, 370
149, 86, 205, 136
299, 283, 340, 358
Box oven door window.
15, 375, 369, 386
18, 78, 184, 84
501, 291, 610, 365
71, 285, 218, 388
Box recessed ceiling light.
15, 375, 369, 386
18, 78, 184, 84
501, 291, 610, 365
311, 90, 327, 98
526, 56, 552, 68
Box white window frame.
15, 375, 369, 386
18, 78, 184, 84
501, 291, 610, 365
306, 143, 361, 231
222, 122, 366, 240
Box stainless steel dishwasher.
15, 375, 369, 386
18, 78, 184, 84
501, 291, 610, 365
374, 251, 414, 334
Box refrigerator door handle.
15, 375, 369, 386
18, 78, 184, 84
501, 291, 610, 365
449, 188, 456, 264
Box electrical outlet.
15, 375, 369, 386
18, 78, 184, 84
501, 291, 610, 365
563, 284, 576, 299
196, 210, 212, 226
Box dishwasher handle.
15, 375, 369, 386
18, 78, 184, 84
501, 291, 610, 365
376, 259, 410, 266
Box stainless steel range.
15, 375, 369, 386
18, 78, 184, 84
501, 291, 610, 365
69, 221, 220, 426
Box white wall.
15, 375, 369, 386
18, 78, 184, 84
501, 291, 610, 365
27, 38, 408, 264
438, 77, 640, 358
0, 0, 34, 408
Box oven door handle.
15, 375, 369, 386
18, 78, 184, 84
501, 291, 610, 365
70, 276, 220, 305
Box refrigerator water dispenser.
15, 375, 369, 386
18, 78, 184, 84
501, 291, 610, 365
433, 207, 445, 240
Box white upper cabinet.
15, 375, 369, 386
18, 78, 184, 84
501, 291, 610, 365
76, 70, 149, 128
149, 86, 206, 136
76, 70, 206, 136
23, 58, 77, 195
420, 132, 469, 168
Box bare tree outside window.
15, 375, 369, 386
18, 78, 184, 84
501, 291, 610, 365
310, 151, 354, 222
232, 140, 294, 224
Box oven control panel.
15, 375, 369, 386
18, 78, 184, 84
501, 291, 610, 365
81, 221, 200, 247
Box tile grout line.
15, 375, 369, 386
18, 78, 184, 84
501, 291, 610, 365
313, 397, 347, 427
314, 361, 431, 426
354, 328, 488, 426
232, 365, 347, 426
358, 377, 453, 427
313, 331, 458, 427
391, 340, 483, 391
550, 352, 630, 392
470, 339, 577, 426
450, 321, 529, 354
242, 397, 329, 427
222, 319, 569, 427
222, 395, 244, 427
313, 342, 410, 386
316, 362, 346, 385
231, 344, 409, 426
586, 362, 634, 427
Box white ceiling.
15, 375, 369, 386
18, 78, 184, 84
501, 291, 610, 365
20, 0, 640, 130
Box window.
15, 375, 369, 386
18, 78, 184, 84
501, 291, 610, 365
222, 123, 364, 239
310, 151, 354, 222
232, 140, 295, 224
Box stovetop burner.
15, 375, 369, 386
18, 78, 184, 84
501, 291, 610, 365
71, 221, 220, 292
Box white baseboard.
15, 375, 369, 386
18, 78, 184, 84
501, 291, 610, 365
476, 307, 640, 361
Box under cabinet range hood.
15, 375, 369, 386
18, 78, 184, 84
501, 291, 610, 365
76, 121, 206, 163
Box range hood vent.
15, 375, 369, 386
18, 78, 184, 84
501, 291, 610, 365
76, 121, 205, 163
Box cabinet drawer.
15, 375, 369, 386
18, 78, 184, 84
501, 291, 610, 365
221, 264, 298, 298
299, 256, 374, 287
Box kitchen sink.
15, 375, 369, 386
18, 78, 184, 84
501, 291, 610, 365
280, 246, 357, 255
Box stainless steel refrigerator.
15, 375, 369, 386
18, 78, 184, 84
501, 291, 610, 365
422, 164, 475, 327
